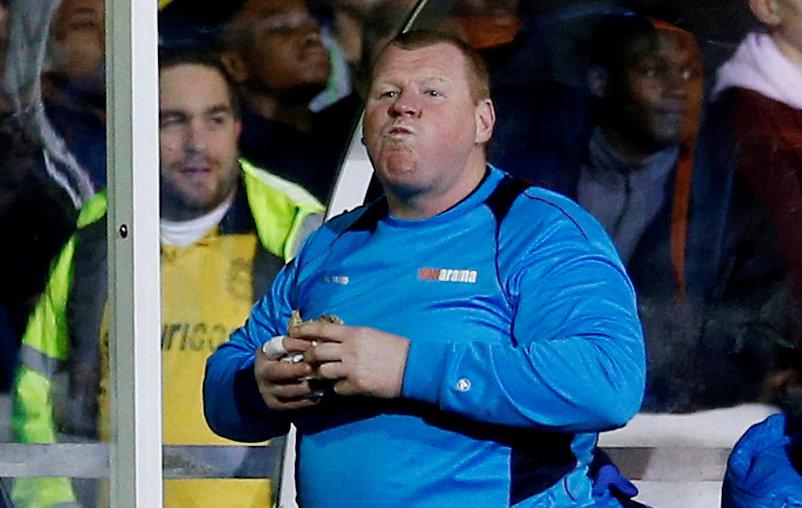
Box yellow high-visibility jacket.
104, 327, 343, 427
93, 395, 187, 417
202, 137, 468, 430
11, 160, 323, 507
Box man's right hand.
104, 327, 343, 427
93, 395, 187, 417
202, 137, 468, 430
254, 337, 319, 410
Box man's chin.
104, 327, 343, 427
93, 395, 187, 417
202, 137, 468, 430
652, 135, 683, 152
162, 188, 221, 216
649, 124, 684, 147
383, 178, 427, 201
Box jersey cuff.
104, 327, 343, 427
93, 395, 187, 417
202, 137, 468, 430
233, 357, 271, 419
401, 339, 450, 404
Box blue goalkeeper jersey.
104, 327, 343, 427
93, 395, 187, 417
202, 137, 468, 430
204, 166, 645, 507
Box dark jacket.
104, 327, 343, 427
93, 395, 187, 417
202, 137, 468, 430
491, 84, 792, 412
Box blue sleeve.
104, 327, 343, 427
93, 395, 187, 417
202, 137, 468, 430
203, 257, 299, 442
402, 209, 645, 433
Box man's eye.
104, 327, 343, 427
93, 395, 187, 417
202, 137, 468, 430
160, 118, 181, 128
424, 89, 442, 97
638, 65, 661, 79
681, 67, 698, 81
380, 90, 397, 98
67, 17, 98, 32
209, 115, 227, 125
255, 13, 318, 34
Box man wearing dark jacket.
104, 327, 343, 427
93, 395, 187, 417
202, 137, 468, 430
492, 15, 791, 412
215, 0, 360, 203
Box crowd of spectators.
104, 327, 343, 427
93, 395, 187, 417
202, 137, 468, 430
1, 0, 801, 505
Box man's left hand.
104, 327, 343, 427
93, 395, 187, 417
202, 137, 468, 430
291, 321, 410, 398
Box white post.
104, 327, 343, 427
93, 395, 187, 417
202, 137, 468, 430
106, 0, 162, 506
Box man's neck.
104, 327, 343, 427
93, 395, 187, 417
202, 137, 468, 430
241, 89, 316, 133
601, 125, 663, 165
160, 192, 236, 247
772, 32, 802, 75
386, 155, 487, 220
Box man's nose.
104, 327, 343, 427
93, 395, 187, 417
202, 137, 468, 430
302, 22, 322, 41
665, 67, 693, 98
297, 14, 322, 41
389, 93, 420, 117
186, 120, 208, 151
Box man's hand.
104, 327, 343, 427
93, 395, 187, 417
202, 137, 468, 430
254, 337, 318, 410
293, 321, 410, 398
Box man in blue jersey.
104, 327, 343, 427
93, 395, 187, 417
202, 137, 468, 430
204, 30, 646, 507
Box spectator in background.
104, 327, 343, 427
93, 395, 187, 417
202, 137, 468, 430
218, 0, 361, 203
574, 17, 703, 266
712, 0, 802, 412
0, 116, 75, 393
11, 47, 323, 508
43, 0, 106, 188
493, 15, 789, 412
0, 0, 96, 390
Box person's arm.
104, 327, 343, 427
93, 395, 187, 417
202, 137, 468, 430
12, 240, 79, 507
401, 212, 645, 433
203, 259, 300, 442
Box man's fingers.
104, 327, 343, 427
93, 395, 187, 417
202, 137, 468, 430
303, 343, 342, 364
317, 361, 347, 380
258, 359, 312, 383
290, 321, 347, 343
333, 379, 359, 397
283, 337, 315, 352
258, 370, 321, 411
260, 336, 315, 360
270, 380, 316, 400
267, 398, 319, 411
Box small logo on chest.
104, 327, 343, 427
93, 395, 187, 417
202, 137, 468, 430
324, 274, 350, 285
418, 267, 478, 283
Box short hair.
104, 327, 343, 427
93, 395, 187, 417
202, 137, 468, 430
587, 15, 658, 77
157, 45, 241, 119
373, 30, 491, 104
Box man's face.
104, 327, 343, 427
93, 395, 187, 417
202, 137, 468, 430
607, 30, 702, 154
51, 0, 105, 82
230, 0, 330, 93
362, 43, 493, 200
159, 64, 242, 220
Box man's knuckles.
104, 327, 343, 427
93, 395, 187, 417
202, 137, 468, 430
263, 361, 311, 381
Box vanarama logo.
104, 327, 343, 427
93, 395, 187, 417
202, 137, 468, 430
418, 267, 478, 283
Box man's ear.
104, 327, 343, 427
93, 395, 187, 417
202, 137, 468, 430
220, 50, 249, 83
474, 98, 495, 144
588, 66, 609, 99
749, 0, 783, 26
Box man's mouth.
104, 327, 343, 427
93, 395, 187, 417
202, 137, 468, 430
655, 108, 686, 124
179, 167, 212, 177
386, 125, 415, 138
301, 45, 329, 62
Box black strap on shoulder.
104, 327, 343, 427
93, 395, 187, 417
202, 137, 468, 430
484, 176, 533, 223
484, 176, 532, 232
483, 176, 533, 347
483, 175, 533, 255
343, 196, 389, 233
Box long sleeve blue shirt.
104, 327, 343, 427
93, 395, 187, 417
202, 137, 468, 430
204, 166, 645, 507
